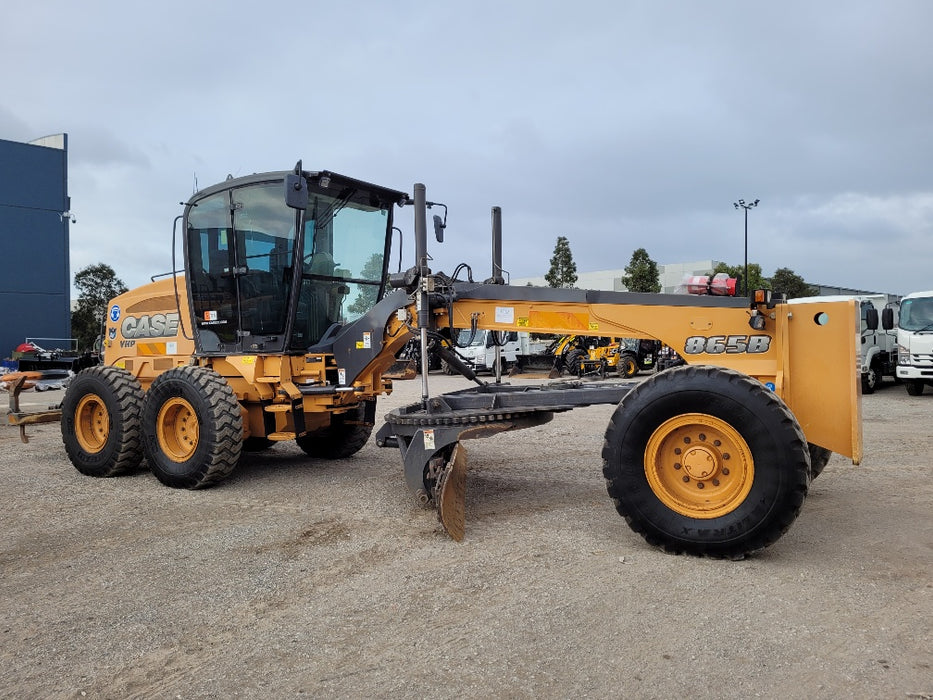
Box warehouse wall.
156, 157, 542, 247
0, 134, 72, 361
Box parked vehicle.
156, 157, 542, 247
885, 290, 933, 395
444, 329, 522, 374
791, 294, 898, 394
657, 344, 686, 371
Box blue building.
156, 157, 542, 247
0, 134, 72, 364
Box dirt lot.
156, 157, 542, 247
1, 373, 931, 699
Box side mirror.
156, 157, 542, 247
865, 307, 879, 331
285, 174, 308, 209
881, 307, 895, 331
433, 214, 445, 243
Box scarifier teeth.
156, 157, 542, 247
436, 443, 467, 542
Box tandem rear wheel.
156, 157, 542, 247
601, 365, 811, 559
140, 366, 243, 489
61, 366, 145, 477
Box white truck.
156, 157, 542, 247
444, 330, 549, 374
886, 290, 933, 395
791, 294, 898, 394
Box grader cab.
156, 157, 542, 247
17, 163, 860, 559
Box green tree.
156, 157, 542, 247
348, 254, 384, 315
71, 263, 128, 351
621, 248, 661, 293
712, 261, 769, 296
770, 267, 816, 299
544, 236, 578, 288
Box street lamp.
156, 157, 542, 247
733, 198, 759, 296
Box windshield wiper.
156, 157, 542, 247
314, 187, 356, 231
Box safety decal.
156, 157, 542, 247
495, 307, 514, 324
109, 305, 121, 322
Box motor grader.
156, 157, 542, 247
8, 163, 862, 558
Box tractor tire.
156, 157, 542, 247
564, 348, 586, 377
141, 366, 243, 489
808, 442, 832, 480
296, 399, 375, 459
61, 366, 145, 477
601, 365, 810, 558
617, 353, 639, 378
906, 381, 924, 396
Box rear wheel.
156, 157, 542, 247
61, 366, 144, 477
141, 366, 243, 488
808, 443, 832, 479
861, 366, 878, 394
601, 365, 809, 558
296, 399, 375, 459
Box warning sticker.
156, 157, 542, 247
423, 429, 435, 450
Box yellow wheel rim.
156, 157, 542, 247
156, 397, 199, 463
645, 413, 754, 519
74, 394, 109, 454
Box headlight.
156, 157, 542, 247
898, 344, 910, 365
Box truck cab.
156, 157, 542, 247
790, 294, 898, 394
890, 290, 933, 395
451, 329, 521, 373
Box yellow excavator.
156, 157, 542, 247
8, 163, 862, 558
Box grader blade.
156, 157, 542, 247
436, 442, 468, 541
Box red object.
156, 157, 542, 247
684, 274, 737, 296
685, 276, 711, 295
15, 342, 38, 353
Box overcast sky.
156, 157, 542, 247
4, 1, 933, 296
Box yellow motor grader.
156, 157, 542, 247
8, 163, 862, 558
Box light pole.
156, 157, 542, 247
733, 198, 759, 296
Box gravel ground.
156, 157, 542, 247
1, 373, 931, 699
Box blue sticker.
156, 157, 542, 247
765, 382, 776, 391
109, 305, 121, 322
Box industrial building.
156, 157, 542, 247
0, 134, 72, 362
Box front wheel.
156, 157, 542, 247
296, 399, 375, 459
141, 366, 243, 488
601, 365, 809, 558
906, 381, 925, 396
